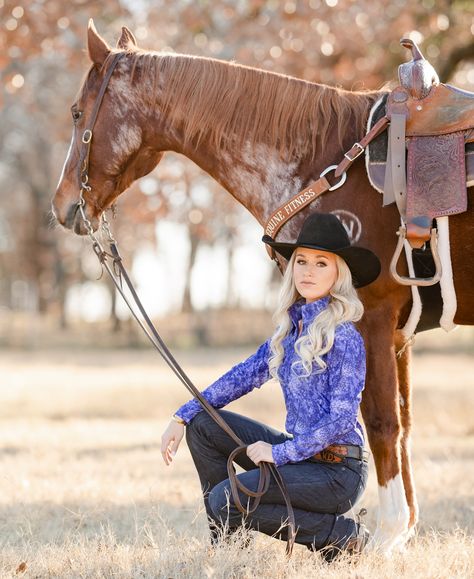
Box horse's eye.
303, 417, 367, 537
71, 109, 83, 122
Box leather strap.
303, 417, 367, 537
93, 241, 297, 556
382, 127, 395, 205
334, 115, 390, 177
264, 176, 331, 238
312, 444, 369, 463
263, 115, 389, 246
74, 52, 297, 557
385, 113, 408, 220
78, 53, 125, 188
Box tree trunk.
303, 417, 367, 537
182, 231, 199, 313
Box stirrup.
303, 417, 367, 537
390, 225, 442, 286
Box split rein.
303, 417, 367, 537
75, 53, 297, 557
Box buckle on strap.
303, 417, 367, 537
344, 142, 365, 162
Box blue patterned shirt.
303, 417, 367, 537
175, 295, 366, 466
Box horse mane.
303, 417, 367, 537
103, 48, 382, 162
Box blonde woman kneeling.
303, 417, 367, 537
160, 212, 381, 560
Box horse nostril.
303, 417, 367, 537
73, 217, 84, 236
64, 202, 80, 229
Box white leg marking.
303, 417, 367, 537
437, 216, 458, 332
368, 474, 411, 554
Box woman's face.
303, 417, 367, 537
292, 247, 338, 302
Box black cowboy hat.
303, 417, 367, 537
262, 212, 381, 288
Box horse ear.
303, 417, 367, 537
117, 26, 137, 50
87, 19, 110, 66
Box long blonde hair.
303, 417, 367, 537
268, 251, 364, 379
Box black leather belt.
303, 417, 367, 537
311, 444, 369, 464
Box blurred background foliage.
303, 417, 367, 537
0, 0, 473, 348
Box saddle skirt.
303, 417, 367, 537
366, 88, 474, 220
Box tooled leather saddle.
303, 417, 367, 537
366, 39, 474, 286
263, 38, 474, 291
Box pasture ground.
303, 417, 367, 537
0, 330, 473, 577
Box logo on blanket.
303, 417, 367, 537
330, 210, 362, 243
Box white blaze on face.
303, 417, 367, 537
56, 129, 75, 190
369, 473, 411, 553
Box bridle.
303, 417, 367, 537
74, 53, 297, 556
77, 52, 124, 238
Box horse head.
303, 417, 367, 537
53, 20, 164, 234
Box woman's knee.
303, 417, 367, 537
185, 411, 212, 442
208, 482, 228, 519
208, 481, 240, 524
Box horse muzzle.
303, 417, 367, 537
52, 199, 100, 236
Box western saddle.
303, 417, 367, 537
263, 38, 474, 287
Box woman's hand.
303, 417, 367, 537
160, 420, 185, 466
246, 441, 274, 465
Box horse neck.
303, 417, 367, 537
145, 53, 376, 226
178, 136, 309, 225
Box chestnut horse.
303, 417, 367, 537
52, 21, 474, 553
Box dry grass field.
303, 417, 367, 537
0, 328, 473, 577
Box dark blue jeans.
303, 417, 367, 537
185, 409, 368, 550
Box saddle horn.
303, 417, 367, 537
398, 37, 439, 98
400, 38, 425, 61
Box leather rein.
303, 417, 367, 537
75, 53, 297, 557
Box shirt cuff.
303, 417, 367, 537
174, 401, 202, 425
271, 443, 290, 466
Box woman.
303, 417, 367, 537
160, 212, 381, 558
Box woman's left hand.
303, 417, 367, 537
246, 441, 274, 465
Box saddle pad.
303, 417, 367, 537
366, 95, 474, 197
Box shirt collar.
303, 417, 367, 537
288, 295, 331, 328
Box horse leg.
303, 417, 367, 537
394, 332, 419, 537
359, 315, 411, 553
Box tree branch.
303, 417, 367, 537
438, 40, 474, 82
